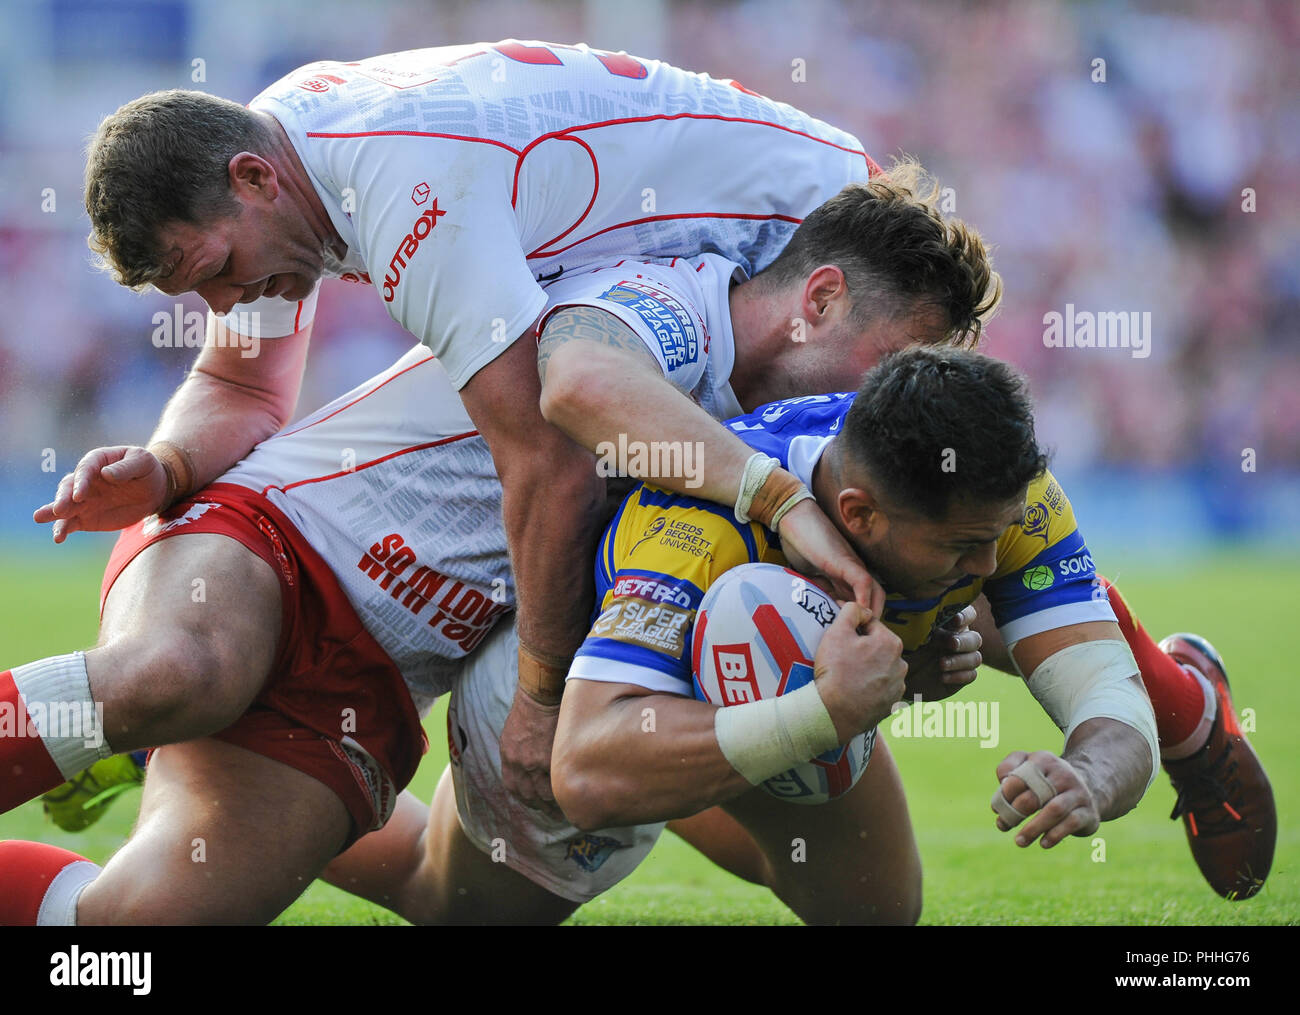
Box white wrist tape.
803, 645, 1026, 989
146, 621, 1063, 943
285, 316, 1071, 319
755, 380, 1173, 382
734, 453, 780, 524
1024, 638, 1160, 791
713, 682, 841, 786
768, 486, 815, 531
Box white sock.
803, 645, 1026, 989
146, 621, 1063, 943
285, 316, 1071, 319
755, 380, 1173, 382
10, 653, 112, 777
37, 860, 102, 926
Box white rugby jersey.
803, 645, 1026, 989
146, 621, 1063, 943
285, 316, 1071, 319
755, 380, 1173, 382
217, 253, 747, 714
227, 41, 873, 388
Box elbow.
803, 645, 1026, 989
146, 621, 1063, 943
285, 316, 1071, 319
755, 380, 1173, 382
539, 343, 603, 430
552, 755, 622, 832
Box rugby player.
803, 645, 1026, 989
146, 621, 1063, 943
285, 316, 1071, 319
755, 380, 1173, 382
544, 346, 1157, 923
4, 212, 1273, 921
0, 166, 1002, 922
32, 42, 890, 815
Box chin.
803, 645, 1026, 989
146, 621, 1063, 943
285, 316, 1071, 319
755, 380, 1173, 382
284, 274, 314, 300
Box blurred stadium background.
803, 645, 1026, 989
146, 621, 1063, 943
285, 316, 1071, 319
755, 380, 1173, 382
0, 0, 1294, 924
0, 0, 1297, 555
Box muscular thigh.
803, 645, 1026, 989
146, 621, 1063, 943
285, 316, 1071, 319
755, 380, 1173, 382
94, 533, 282, 738
723, 737, 921, 925
77, 737, 351, 925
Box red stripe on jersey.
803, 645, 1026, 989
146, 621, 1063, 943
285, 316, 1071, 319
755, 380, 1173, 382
293, 299, 304, 332
275, 352, 436, 439
551, 112, 871, 163
517, 134, 600, 251
751, 603, 811, 696
269, 430, 479, 496
528, 211, 802, 260
306, 130, 522, 157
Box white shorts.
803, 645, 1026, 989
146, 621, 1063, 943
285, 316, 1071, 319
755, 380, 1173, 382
447, 620, 666, 903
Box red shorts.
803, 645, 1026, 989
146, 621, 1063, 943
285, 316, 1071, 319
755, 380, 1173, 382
102, 483, 428, 845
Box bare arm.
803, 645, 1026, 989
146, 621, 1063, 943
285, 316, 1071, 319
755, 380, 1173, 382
537, 307, 880, 611
538, 306, 758, 506
553, 680, 754, 830
459, 334, 607, 810
36, 317, 312, 539
552, 603, 906, 830
1012, 620, 1152, 821
460, 333, 605, 663
992, 621, 1154, 847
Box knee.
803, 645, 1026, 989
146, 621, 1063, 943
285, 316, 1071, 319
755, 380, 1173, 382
95, 629, 259, 745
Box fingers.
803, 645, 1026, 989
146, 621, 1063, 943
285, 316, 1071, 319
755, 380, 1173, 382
991, 752, 1099, 848
49, 471, 77, 515
72, 448, 115, 501
941, 604, 978, 634
835, 599, 870, 632
939, 652, 981, 686
101, 447, 155, 483
940, 626, 982, 656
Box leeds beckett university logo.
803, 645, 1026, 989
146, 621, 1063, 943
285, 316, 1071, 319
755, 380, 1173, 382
383, 199, 447, 302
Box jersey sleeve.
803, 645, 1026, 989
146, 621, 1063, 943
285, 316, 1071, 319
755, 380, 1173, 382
537, 265, 710, 394
982, 471, 1117, 645
348, 137, 547, 390
569, 488, 776, 695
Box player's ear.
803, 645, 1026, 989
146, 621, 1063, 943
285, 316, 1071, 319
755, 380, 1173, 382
802, 265, 848, 323
228, 152, 279, 201
838, 487, 886, 540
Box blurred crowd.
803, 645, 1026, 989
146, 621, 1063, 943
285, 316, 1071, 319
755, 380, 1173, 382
0, 0, 1296, 518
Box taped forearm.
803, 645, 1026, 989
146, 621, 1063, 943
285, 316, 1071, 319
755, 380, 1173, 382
1024, 639, 1159, 791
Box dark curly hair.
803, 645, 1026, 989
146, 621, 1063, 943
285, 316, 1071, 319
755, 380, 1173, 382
754, 158, 1002, 348
841, 345, 1048, 519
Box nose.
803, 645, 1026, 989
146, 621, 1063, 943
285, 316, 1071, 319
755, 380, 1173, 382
959, 541, 1000, 580
196, 281, 242, 316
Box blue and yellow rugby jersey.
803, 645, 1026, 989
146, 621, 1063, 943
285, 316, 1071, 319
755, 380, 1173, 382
567, 394, 1116, 694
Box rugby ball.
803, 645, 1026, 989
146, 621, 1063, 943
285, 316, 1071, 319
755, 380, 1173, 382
691, 562, 876, 804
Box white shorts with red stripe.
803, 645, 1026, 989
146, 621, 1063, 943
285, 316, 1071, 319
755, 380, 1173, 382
216, 344, 514, 715
448, 620, 666, 902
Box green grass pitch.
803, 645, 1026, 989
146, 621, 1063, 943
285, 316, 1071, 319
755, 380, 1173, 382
0, 543, 1294, 925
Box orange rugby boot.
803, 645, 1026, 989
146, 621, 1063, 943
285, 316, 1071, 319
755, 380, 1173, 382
1159, 634, 1275, 900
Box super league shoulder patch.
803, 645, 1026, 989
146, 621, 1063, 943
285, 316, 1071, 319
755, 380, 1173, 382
598, 279, 700, 371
